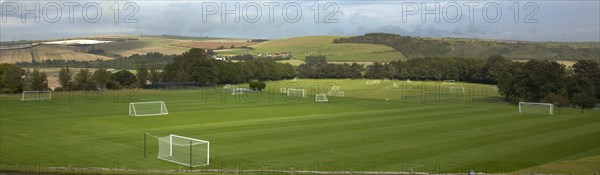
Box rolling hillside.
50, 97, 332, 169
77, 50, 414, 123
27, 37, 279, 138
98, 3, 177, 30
217, 36, 407, 62
0, 45, 114, 64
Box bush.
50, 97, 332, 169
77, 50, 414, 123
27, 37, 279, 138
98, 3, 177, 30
106, 80, 122, 90
543, 93, 570, 107
249, 81, 266, 91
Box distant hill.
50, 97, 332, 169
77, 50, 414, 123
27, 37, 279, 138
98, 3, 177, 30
334, 33, 600, 60
217, 36, 406, 62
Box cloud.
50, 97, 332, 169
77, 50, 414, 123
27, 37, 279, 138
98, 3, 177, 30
0, 0, 598, 42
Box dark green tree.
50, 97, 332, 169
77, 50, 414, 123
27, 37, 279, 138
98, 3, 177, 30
58, 67, 72, 90
111, 70, 137, 87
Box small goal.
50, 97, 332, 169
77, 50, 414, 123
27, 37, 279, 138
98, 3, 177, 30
519, 102, 554, 115
443, 80, 456, 84
327, 91, 345, 97
232, 88, 245, 95
287, 88, 306, 97
331, 86, 340, 91
21, 90, 51, 101
129, 101, 168, 116
157, 134, 210, 167
315, 94, 328, 102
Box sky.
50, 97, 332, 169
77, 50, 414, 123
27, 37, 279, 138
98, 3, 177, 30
0, 0, 599, 42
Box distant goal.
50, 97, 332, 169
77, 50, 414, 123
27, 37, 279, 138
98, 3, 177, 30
315, 94, 328, 102
519, 102, 554, 115
287, 88, 306, 97
129, 101, 168, 116
21, 90, 51, 101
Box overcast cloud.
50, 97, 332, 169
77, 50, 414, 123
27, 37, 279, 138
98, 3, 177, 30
0, 0, 598, 41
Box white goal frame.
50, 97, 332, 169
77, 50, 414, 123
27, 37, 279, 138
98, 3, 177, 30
315, 94, 328, 102
287, 88, 306, 97
331, 86, 340, 91
129, 101, 168, 116
158, 134, 210, 167
21, 90, 52, 101
443, 80, 456, 84
519, 102, 554, 115
232, 88, 245, 95
327, 90, 345, 97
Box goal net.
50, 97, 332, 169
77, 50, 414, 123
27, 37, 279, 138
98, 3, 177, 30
315, 94, 328, 102
327, 91, 344, 97
373, 80, 381, 84
129, 101, 168, 116
232, 88, 245, 95
443, 80, 456, 84
21, 91, 51, 101
519, 102, 554, 115
287, 88, 306, 97
331, 86, 340, 91
158, 134, 210, 167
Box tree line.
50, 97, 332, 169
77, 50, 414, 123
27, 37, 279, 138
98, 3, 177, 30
334, 33, 600, 60
15, 52, 175, 70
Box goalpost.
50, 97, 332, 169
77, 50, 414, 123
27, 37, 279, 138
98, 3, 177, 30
157, 134, 210, 167
232, 88, 245, 95
129, 101, 168, 116
331, 86, 340, 91
287, 88, 306, 97
443, 80, 456, 84
21, 91, 52, 101
315, 94, 328, 102
519, 102, 554, 115
327, 90, 345, 97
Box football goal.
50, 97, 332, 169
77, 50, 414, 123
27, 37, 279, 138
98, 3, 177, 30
158, 134, 210, 167
384, 78, 390, 82
373, 80, 381, 84
519, 102, 554, 115
327, 90, 345, 97
21, 90, 51, 101
443, 80, 456, 84
366, 81, 374, 85
331, 86, 340, 91
392, 83, 399, 88
129, 101, 168, 116
287, 88, 306, 97
223, 84, 232, 89
232, 88, 245, 95
315, 94, 328, 102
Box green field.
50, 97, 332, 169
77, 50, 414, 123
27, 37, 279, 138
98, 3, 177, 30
1, 79, 598, 174
217, 36, 407, 62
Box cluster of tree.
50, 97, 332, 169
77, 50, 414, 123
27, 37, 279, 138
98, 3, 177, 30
363, 57, 485, 82
55, 67, 143, 91
162, 49, 295, 84
15, 52, 175, 70
225, 54, 291, 61
0, 64, 49, 93
297, 56, 363, 79
496, 59, 600, 110
334, 33, 600, 60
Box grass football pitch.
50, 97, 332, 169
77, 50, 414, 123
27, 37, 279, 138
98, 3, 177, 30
0, 79, 598, 174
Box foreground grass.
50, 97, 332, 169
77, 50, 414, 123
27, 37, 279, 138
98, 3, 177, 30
0, 79, 598, 174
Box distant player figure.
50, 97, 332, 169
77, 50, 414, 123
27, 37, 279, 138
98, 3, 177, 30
469, 170, 476, 175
